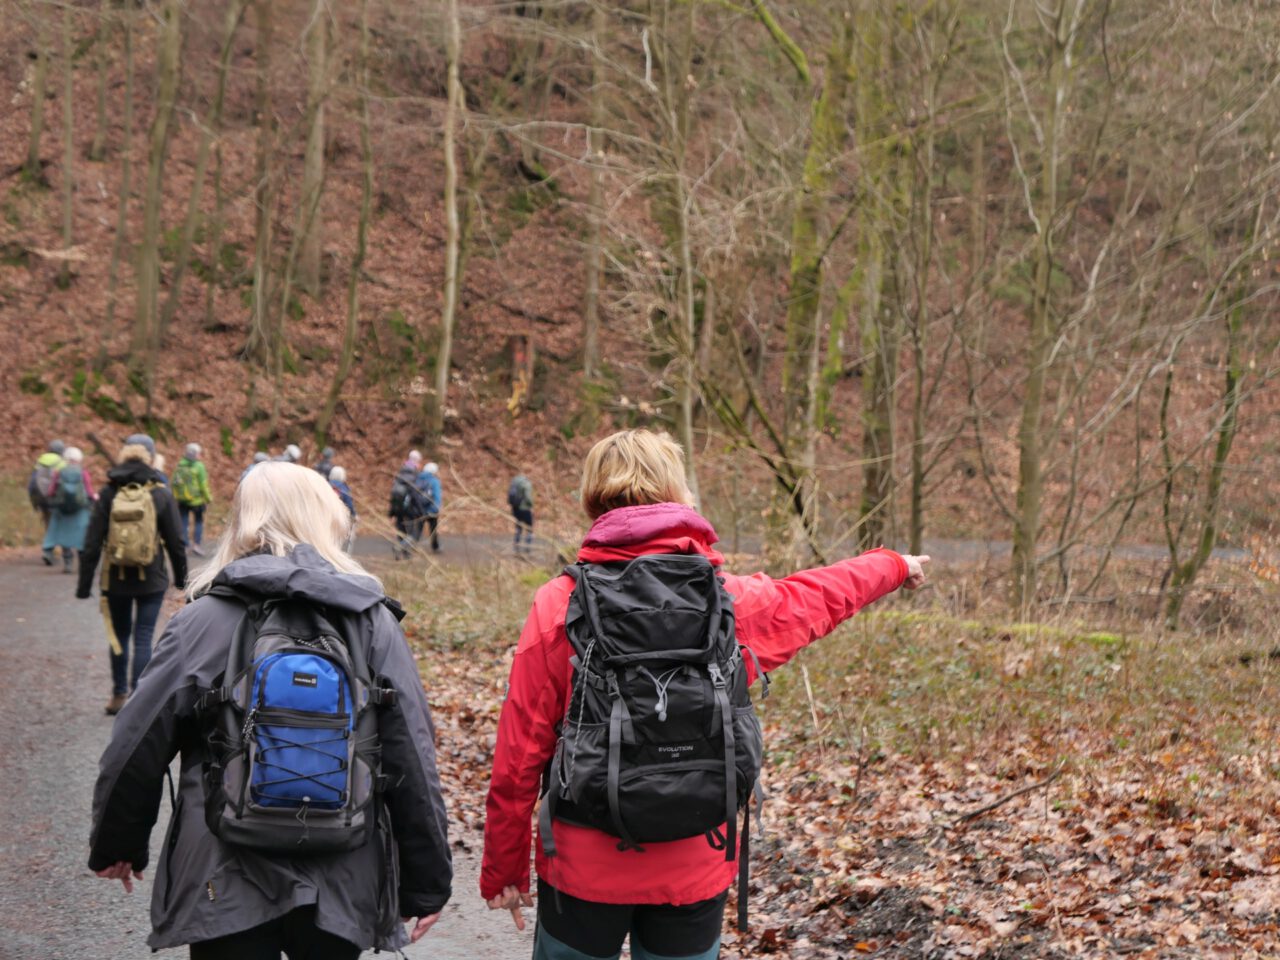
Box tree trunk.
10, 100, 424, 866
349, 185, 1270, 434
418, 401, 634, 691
317, 0, 372, 446
665, 0, 700, 502
204, 141, 224, 330
581, 0, 604, 383
1164, 293, 1245, 630
88, 1, 110, 161
245, 0, 275, 371
95, 2, 133, 372
57, 1, 74, 291
130, 0, 183, 416
297, 0, 328, 297
1010, 9, 1068, 616
771, 22, 854, 568
160, 0, 248, 333
431, 0, 462, 434
25, 6, 50, 182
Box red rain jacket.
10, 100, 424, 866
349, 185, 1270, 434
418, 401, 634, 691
480, 503, 909, 905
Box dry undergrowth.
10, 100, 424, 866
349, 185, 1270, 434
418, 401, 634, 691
378, 553, 1280, 959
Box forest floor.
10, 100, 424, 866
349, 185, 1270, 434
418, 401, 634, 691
383, 552, 1280, 960
3, 479, 1278, 957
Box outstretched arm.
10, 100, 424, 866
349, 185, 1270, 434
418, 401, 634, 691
726, 547, 928, 679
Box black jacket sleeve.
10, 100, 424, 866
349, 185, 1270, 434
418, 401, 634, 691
77, 488, 113, 599
155, 488, 188, 591
367, 607, 453, 918
88, 612, 193, 871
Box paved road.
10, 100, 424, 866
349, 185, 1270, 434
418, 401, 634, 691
0, 553, 532, 960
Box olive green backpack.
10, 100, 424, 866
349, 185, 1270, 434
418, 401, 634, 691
106, 482, 159, 578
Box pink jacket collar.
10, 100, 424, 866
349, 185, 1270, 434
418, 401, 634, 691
578, 503, 723, 565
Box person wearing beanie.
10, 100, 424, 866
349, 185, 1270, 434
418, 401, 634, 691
315, 446, 337, 479
173, 442, 214, 556
29, 439, 68, 541
77, 440, 187, 715
417, 461, 443, 553
389, 451, 427, 559
275, 443, 302, 463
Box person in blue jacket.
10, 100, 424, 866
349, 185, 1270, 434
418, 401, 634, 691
417, 462, 442, 553
329, 465, 356, 520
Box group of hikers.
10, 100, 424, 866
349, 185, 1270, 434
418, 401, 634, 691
35, 426, 927, 959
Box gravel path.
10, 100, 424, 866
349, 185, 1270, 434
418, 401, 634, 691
0, 551, 532, 960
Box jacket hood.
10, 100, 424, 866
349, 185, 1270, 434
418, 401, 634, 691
212, 543, 385, 613
578, 503, 724, 566
107, 459, 164, 485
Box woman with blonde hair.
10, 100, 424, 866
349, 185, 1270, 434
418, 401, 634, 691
482, 429, 928, 960
89, 462, 452, 958
77, 434, 187, 714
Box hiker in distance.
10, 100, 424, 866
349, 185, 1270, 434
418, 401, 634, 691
417, 460, 443, 553
76, 435, 187, 715
173, 442, 214, 556
507, 472, 535, 554
315, 445, 337, 479
481, 429, 928, 960
42, 445, 96, 573
28, 438, 66, 538
89, 462, 451, 958
389, 449, 428, 559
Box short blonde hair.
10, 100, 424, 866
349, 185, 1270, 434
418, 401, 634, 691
118, 442, 153, 465
188, 461, 377, 598
580, 429, 693, 520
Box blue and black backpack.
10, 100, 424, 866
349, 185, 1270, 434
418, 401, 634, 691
197, 588, 398, 854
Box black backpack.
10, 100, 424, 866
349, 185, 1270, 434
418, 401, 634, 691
539, 554, 766, 925
197, 588, 398, 855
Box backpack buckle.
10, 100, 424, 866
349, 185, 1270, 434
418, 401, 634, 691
369, 677, 397, 707
708, 663, 727, 689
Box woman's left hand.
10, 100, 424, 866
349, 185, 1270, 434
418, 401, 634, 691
95, 861, 143, 892
486, 885, 534, 930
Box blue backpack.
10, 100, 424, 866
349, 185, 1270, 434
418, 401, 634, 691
198, 589, 398, 854
54, 465, 88, 514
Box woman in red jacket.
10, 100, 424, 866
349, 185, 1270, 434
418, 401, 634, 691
482, 430, 928, 959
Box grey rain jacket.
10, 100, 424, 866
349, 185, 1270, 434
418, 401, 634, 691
88, 545, 452, 951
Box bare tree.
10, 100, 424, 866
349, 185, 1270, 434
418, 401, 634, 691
431, 0, 463, 435
130, 0, 184, 415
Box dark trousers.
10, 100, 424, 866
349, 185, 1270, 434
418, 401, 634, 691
106, 591, 164, 696
179, 503, 206, 546
513, 508, 534, 550
188, 906, 360, 960
534, 879, 726, 960
425, 514, 440, 551
393, 515, 421, 558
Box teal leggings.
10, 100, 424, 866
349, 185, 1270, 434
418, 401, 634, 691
533, 880, 725, 960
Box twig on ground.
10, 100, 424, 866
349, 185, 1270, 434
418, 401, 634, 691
949, 764, 1065, 826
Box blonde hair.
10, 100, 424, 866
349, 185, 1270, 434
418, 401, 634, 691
188, 461, 377, 598
118, 442, 153, 465
580, 429, 694, 520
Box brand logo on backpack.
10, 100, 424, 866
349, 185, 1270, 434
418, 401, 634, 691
198, 591, 396, 856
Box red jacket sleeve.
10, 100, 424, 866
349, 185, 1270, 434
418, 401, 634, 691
725, 547, 908, 681
480, 581, 572, 900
